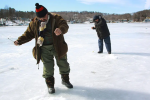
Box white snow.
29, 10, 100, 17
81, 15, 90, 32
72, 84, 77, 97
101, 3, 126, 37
0, 23, 150, 100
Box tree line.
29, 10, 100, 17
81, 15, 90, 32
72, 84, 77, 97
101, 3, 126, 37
0, 6, 150, 22
0, 6, 35, 20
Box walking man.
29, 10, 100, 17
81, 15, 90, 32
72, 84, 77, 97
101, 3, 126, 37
91, 15, 111, 54
14, 3, 73, 94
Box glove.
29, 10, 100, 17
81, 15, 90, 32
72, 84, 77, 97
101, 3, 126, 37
37, 36, 44, 47
40, 22, 46, 31
41, 22, 46, 27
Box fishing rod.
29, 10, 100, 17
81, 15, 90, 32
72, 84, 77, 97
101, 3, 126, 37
1, 32, 15, 42
8, 38, 14, 42
1, 32, 33, 44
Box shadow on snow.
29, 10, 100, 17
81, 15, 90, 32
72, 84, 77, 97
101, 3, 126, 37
52, 86, 150, 100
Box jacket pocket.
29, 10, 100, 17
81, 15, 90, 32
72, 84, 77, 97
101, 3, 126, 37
32, 46, 37, 59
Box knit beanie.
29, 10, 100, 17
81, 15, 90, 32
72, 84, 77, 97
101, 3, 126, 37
93, 15, 102, 21
35, 3, 48, 18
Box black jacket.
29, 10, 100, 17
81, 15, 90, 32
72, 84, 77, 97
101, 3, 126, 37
94, 18, 110, 39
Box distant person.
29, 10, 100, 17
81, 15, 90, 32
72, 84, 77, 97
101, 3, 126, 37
14, 3, 73, 94
91, 15, 111, 54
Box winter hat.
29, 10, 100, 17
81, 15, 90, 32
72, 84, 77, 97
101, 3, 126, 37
93, 15, 102, 21
35, 3, 48, 18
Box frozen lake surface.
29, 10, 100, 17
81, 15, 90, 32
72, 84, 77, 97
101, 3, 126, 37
0, 23, 150, 100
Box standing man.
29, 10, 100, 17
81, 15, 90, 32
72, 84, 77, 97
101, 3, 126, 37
14, 3, 73, 94
91, 15, 111, 54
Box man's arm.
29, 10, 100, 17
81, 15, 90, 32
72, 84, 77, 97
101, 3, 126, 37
14, 21, 35, 45
97, 18, 106, 26
91, 26, 96, 29
54, 14, 69, 35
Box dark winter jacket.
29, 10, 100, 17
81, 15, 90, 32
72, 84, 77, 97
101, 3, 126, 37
94, 18, 110, 39
16, 13, 69, 64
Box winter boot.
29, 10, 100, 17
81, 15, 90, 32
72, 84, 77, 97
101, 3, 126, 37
45, 76, 55, 94
98, 51, 103, 53
61, 74, 73, 88
108, 52, 111, 54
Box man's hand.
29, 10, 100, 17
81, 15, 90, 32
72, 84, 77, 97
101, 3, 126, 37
91, 27, 95, 29
54, 28, 62, 36
14, 41, 19, 46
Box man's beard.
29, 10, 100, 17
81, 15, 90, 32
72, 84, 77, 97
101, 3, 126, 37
40, 19, 47, 22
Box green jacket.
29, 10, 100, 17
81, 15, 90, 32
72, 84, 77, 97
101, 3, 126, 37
17, 13, 69, 64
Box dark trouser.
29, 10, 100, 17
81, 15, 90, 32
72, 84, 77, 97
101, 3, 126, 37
41, 45, 70, 78
98, 36, 111, 53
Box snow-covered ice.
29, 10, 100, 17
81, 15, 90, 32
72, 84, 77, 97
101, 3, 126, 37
0, 23, 150, 100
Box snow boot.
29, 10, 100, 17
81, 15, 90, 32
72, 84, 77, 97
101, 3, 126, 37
61, 74, 73, 88
45, 76, 55, 94
98, 51, 103, 53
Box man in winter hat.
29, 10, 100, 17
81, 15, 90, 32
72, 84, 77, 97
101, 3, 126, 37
91, 15, 111, 54
14, 3, 73, 94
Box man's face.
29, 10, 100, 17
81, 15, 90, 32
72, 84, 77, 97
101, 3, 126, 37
38, 13, 48, 22
94, 19, 99, 23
